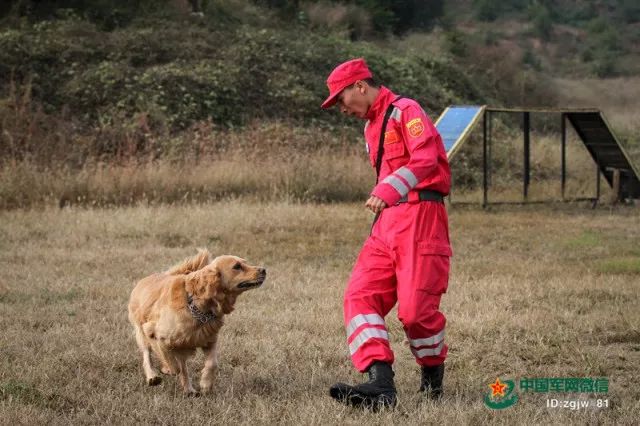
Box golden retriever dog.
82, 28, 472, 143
128, 249, 266, 395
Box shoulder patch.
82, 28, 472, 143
406, 118, 424, 138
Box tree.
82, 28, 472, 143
473, 0, 501, 22
617, 0, 640, 23
389, 0, 444, 33
528, 1, 552, 41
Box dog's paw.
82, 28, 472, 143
147, 376, 162, 386
199, 382, 214, 394
161, 365, 176, 375
185, 389, 201, 397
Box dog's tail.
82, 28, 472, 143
166, 249, 211, 275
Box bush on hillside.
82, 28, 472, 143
0, 15, 486, 164
528, 2, 553, 41
472, 0, 502, 22
616, 0, 640, 24
463, 41, 557, 107
0, 0, 175, 30
301, 1, 373, 40
582, 17, 622, 77
0, 17, 480, 133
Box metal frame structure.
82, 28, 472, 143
434, 105, 640, 207
479, 107, 637, 207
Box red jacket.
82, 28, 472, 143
364, 86, 451, 206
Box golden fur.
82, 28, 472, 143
128, 249, 266, 395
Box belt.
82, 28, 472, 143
397, 190, 445, 204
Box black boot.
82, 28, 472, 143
420, 363, 444, 399
329, 361, 397, 410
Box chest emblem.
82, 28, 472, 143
406, 118, 425, 138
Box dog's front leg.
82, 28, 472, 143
199, 339, 219, 394
174, 354, 198, 396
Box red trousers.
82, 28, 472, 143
344, 200, 451, 372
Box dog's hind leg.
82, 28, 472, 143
134, 324, 161, 386
149, 339, 178, 377
142, 322, 175, 375
199, 338, 219, 394
155, 348, 177, 376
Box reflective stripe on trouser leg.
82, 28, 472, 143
402, 305, 448, 366
408, 328, 445, 348
394, 202, 451, 367
398, 280, 448, 367
344, 233, 398, 372
409, 328, 446, 359
348, 324, 389, 355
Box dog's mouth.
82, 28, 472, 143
237, 279, 264, 289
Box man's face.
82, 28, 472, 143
336, 82, 369, 119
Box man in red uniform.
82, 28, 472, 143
321, 58, 452, 409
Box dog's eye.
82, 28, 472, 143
233, 263, 243, 271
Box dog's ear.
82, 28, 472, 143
186, 266, 220, 300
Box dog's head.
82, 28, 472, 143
211, 255, 267, 293
185, 255, 266, 316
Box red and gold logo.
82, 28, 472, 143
406, 118, 424, 138
384, 130, 399, 144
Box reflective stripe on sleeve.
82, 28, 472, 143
349, 328, 389, 355
346, 313, 386, 338
408, 329, 445, 348
382, 175, 410, 197
395, 166, 418, 188
390, 107, 402, 121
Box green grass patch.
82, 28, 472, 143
0, 380, 46, 405
0, 380, 77, 413
564, 230, 601, 249
596, 257, 640, 275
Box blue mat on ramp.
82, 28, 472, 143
435, 106, 484, 157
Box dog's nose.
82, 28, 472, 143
258, 268, 266, 276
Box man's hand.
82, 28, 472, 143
365, 195, 387, 214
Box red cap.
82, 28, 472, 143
321, 58, 373, 109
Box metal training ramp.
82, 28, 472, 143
565, 111, 640, 199
433, 105, 640, 202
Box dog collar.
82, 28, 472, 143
186, 293, 217, 324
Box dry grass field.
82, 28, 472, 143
0, 200, 638, 425
0, 127, 617, 209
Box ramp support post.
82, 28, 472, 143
483, 110, 488, 208
523, 112, 530, 201
488, 110, 493, 187
596, 163, 601, 204
612, 169, 621, 203
561, 113, 566, 200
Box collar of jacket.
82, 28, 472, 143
365, 85, 397, 122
